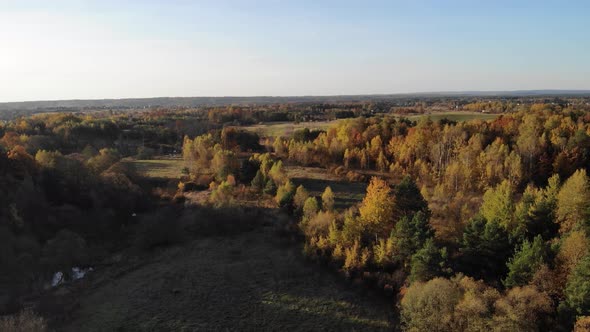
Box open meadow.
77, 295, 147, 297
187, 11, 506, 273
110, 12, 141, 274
127, 157, 185, 180
241, 112, 499, 139
241, 120, 342, 137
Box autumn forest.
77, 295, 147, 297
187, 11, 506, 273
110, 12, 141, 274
2, 96, 590, 330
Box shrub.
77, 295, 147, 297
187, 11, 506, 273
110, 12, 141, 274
41, 229, 88, 274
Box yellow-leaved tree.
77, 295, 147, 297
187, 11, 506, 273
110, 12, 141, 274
557, 169, 590, 234
359, 177, 395, 237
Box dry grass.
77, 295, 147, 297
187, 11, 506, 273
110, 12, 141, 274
127, 157, 185, 180
0, 310, 47, 332
241, 120, 341, 138
405, 111, 500, 122
55, 210, 393, 331
286, 166, 367, 210
241, 113, 497, 139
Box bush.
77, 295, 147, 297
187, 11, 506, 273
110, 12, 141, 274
41, 229, 88, 274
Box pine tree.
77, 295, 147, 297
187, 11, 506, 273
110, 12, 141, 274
504, 235, 547, 288
409, 238, 448, 282
394, 176, 429, 217
459, 216, 512, 280
564, 254, 590, 316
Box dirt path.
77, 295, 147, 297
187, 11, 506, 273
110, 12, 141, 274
56, 221, 394, 331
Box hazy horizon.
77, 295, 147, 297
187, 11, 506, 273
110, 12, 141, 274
2, 0, 589, 102
4, 89, 590, 105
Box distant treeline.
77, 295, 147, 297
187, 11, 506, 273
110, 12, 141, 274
2, 92, 590, 120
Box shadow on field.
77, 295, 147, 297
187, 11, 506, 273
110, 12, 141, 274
45, 206, 393, 331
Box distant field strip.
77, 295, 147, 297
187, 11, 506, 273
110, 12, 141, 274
242, 113, 499, 138
406, 111, 500, 122
128, 158, 184, 179
241, 120, 341, 137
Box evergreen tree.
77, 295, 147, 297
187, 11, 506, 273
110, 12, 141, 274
459, 216, 512, 281
504, 235, 547, 288
526, 178, 560, 240
393, 211, 435, 266
392, 216, 415, 266
410, 238, 448, 282
564, 254, 590, 316
394, 176, 429, 217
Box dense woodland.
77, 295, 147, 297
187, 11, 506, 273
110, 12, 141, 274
3, 97, 590, 330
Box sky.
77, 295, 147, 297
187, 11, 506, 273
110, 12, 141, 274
1, 0, 589, 102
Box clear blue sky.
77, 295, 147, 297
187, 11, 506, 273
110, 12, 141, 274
1, 0, 589, 102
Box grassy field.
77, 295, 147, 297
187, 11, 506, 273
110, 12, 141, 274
242, 112, 498, 139
406, 111, 500, 122
127, 157, 185, 180
55, 211, 393, 331
287, 166, 367, 210
241, 120, 341, 138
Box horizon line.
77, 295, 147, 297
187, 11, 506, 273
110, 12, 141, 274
3, 89, 590, 105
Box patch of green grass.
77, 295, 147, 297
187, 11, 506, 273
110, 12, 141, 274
128, 158, 184, 179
